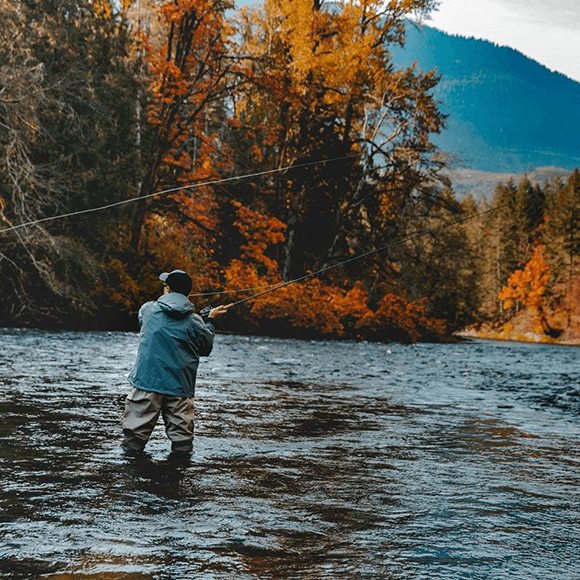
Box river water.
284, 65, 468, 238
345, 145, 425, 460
0, 329, 579, 579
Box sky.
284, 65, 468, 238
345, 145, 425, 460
426, 0, 580, 83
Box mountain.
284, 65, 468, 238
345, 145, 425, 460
443, 166, 573, 201
391, 24, 580, 176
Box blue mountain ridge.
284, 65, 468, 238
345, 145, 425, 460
390, 24, 580, 174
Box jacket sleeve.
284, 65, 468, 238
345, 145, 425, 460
137, 301, 154, 327
196, 319, 215, 357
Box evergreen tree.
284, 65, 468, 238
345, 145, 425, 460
543, 169, 580, 326
396, 189, 481, 330
546, 169, 580, 264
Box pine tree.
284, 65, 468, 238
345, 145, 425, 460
543, 169, 580, 326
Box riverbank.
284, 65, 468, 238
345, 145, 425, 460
458, 310, 580, 346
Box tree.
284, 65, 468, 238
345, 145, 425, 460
129, 0, 234, 272
498, 245, 551, 334
542, 169, 580, 326
476, 177, 546, 322
0, 0, 139, 326
545, 170, 580, 266
232, 0, 446, 289
395, 189, 481, 330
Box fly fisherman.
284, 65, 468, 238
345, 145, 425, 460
122, 269, 231, 456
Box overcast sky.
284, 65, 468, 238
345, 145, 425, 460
426, 0, 580, 82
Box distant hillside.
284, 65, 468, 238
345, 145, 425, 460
445, 166, 573, 200
391, 25, 580, 174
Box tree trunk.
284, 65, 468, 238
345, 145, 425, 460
282, 208, 298, 281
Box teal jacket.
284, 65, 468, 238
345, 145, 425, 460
128, 292, 215, 397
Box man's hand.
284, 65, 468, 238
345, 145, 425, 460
208, 303, 233, 320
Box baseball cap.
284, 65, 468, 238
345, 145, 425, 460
159, 269, 192, 296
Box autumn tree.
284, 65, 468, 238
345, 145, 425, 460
129, 0, 235, 297
498, 244, 551, 334
211, 0, 461, 341
231, 0, 446, 284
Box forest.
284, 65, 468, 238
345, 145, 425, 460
1, 0, 579, 343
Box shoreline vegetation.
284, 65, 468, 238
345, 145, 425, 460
1, 1, 579, 345
459, 315, 580, 347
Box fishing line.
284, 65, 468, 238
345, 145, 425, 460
0, 153, 359, 235
224, 202, 510, 307
190, 282, 281, 297
0, 142, 515, 306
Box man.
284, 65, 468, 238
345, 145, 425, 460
122, 269, 231, 455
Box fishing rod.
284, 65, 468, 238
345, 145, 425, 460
201, 202, 510, 310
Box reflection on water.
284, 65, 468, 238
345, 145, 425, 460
1, 330, 580, 579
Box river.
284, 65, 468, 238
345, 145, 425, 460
1, 329, 579, 579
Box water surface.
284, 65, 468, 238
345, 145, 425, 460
1, 330, 579, 579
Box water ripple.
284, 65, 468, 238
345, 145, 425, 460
0, 330, 579, 579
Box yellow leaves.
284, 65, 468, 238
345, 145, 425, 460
501, 298, 515, 310
256, 0, 390, 108
499, 245, 550, 315
91, 0, 113, 19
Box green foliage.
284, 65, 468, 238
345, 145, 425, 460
0, 0, 141, 327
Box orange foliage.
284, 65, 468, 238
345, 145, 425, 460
224, 252, 445, 341
136, 0, 232, 261
230, 279, 445, 342
498, 245, 551, 333
222, 200, 370, 336
221, 201, 445, 341
221, 200, 286, 319
499, 246, 550, 312
230, 200, 286, 272
358, 294, 447, 343
247, 280, 372, 337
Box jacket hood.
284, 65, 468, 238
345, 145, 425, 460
157, 292, 195, 318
